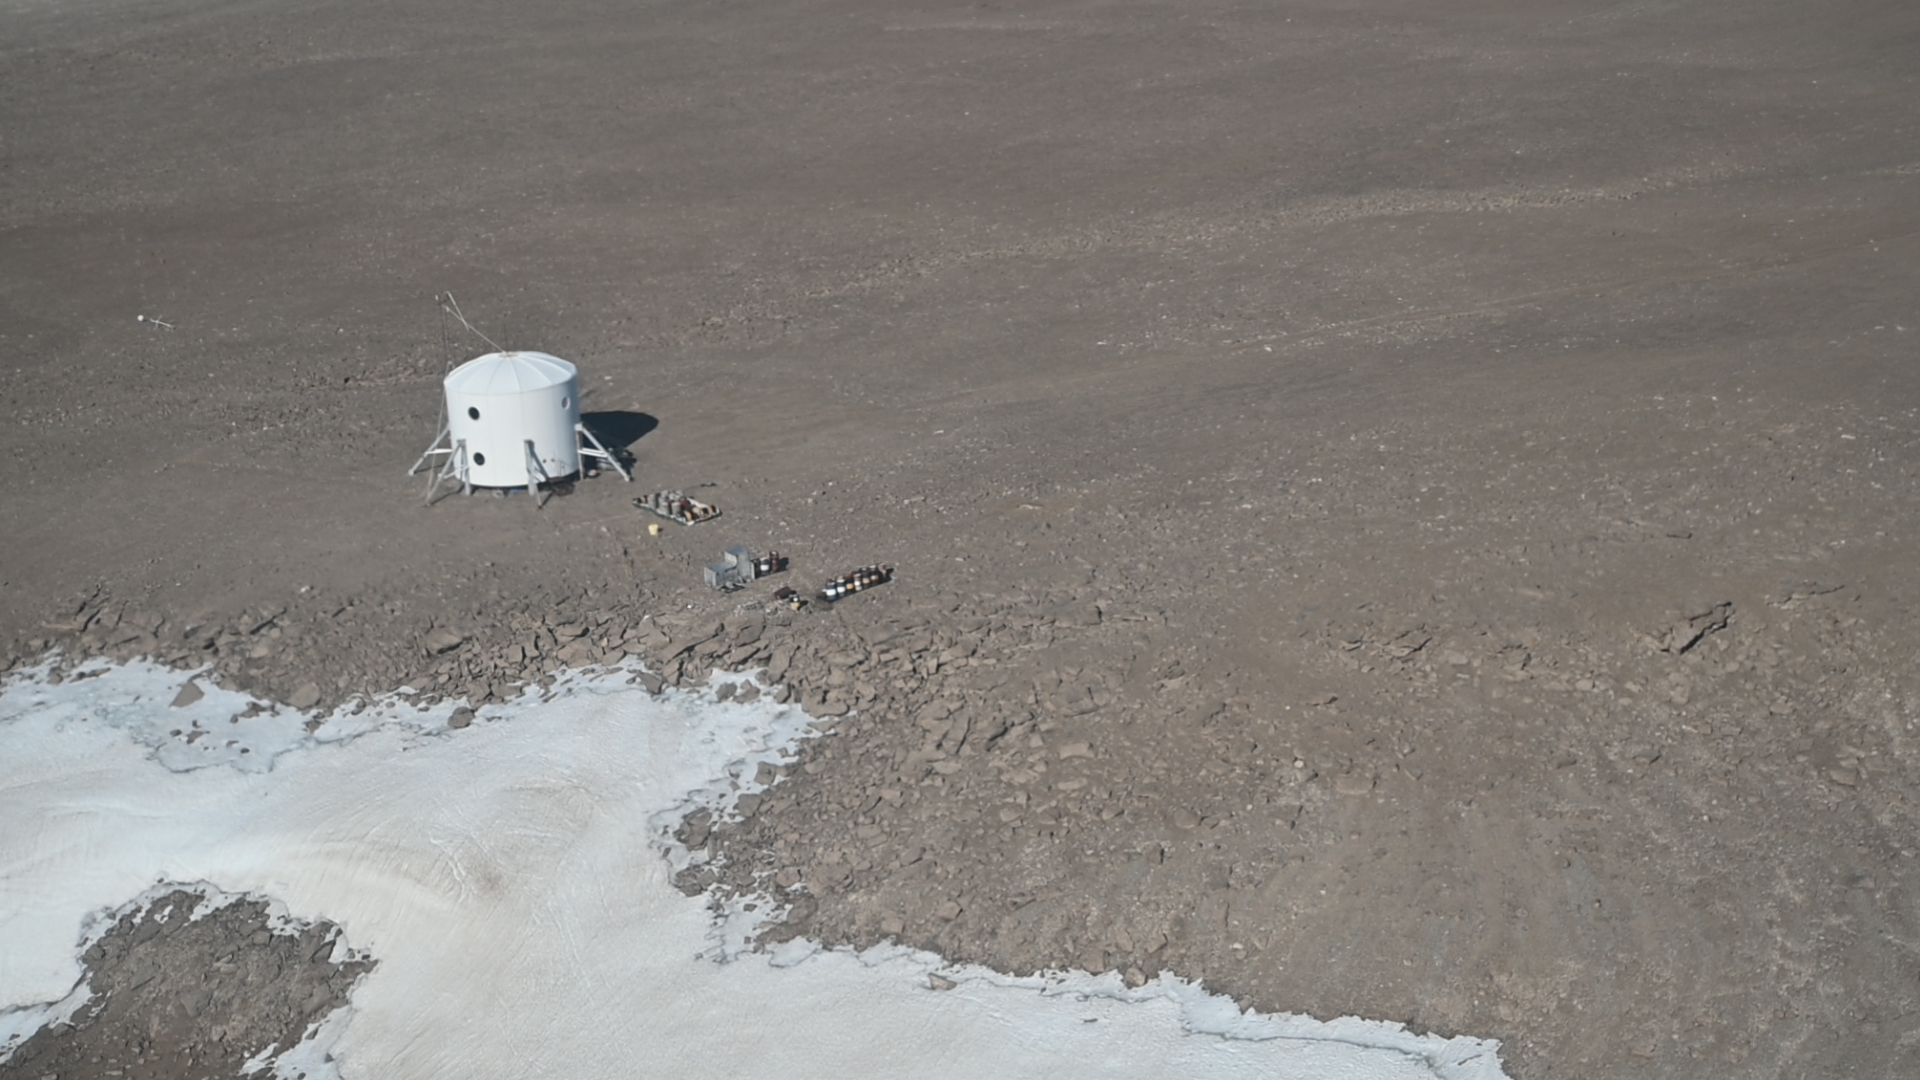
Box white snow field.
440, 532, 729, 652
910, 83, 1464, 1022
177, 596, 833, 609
0, 657, 1511, 1080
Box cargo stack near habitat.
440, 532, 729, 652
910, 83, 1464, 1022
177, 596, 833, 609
820, 565, 892, 602
705, 548, 787, 591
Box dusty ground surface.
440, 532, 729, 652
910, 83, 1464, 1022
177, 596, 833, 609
4, 0, 1919, 1077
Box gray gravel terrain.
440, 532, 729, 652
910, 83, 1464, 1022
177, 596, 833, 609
3, 1, 1918, 1078
2, 889, 371, 1080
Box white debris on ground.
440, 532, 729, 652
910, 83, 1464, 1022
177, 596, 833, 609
0, 659, 1510, 1080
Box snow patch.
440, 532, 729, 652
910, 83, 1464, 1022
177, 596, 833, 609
0, 659, 1510, 1080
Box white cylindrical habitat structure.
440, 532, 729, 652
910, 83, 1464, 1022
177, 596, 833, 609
443, 351, 582, 487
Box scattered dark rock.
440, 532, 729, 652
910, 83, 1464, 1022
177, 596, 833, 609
287, 682, 322, 710
1, 888, 373, 1080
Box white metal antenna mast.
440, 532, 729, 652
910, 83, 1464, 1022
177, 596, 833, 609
411, 292, 501, 503
439, 291, 502, 353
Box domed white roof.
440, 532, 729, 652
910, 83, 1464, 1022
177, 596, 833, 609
444, 351, 578, 396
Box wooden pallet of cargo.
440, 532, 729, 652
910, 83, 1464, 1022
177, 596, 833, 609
633, 490, 720, 525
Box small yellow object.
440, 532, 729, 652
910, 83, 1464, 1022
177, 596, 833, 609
648, 523, 663, 536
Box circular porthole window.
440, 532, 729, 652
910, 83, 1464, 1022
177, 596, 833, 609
468, 407, 480, 420
473, 452, 487, 466
561, 396, 570, 410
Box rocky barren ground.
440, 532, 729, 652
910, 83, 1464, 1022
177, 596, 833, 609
4, 0, 1920, 1077
4, 891, 370, 1080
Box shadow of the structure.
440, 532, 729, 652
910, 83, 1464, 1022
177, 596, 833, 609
582, 411, 658, 451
